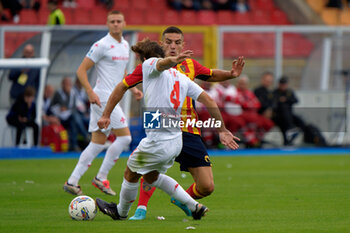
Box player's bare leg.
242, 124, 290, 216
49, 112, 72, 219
93, 127, 132, 195
169, 166, 213, 216
146, 171, 209, 220
187, 166, 214, 199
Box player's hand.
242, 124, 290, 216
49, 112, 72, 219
97, 116, 110, 129
230, 56, 245, 78
174, 50, 193, 64
87, 91, 102, 108
219, 129, 240, 150
132, 88, 143, 101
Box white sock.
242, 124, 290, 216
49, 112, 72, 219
117, 178, 139, 217
68, 142, 105, 186
96, 136, 132, 181
152, 174, 198, 212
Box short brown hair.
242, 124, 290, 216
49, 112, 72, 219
108, 10, 124, 17
131, 38, 165, 61
24, 86, 36, 97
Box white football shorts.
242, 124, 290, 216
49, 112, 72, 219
89, 102, 128, 136
127, 135, 183, 175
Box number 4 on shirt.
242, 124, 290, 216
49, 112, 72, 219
170, 81, 180, 111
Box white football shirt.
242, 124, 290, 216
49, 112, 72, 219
142, 57, 204, 141
86, 33, 129, 102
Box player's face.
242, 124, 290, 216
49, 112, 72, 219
107, 14, 125, 36
161, 33, 184, 57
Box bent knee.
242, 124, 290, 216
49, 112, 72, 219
197, 182, 214, 196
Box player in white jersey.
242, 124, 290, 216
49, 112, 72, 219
95, 39, 239, 220
63, 10, 143, 196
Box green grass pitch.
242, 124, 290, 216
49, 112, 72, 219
0, 154, 349, 233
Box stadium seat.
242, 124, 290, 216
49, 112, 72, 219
91, 7, 108, 25
271, 9, 289, 25
38, 9, 50, 25
131, 0, 148, 10
4, 32, 18, 57
145, 8, 162, 25
197, 11, 217, 25
76, 0, 95, 9
125, 9, 146, 25
19, 10, 39, 25
255, 0, 275, 11
162, 10, 180, 25
113, 0, 129, 10
149, 0, 168, 10
251, 10, 271, 25
72, 9, 91, 25
61, 9, 73, 25
232, 12, 251, 25
217, 11, 234, 25
180, 10, 197, 25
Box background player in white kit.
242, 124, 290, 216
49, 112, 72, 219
63, 10, 143, 196
95, 39, 239, 220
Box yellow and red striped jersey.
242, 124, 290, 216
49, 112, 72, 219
124, 58, 212, 135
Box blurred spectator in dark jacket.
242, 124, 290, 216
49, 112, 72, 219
213, 0, 234, 11
49, 77, 89, 151
42, 84, 60, 126
168, 0, 201, 11
254, 71, 274, 119
73, 78, 90, 138
6, 86, 39, 146
201, 0, 214, 10
20, 0, 40, 11
272, 76, 306, 145
0, 0, 22, 23
49, 77, 79, 151
8, 44, 40, 104
232, 0, 250, 12
326, 0, 342, 9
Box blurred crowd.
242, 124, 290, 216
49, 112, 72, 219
168, 0, 249, 12
6, 44, 91, 151
326, 0, 350, 9
196, 72, 326, 148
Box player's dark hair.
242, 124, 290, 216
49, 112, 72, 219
131, 38, 165, 61
162, 26, 184, 38
24, 86, 36, 97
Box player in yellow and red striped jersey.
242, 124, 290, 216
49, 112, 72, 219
125, 26, 245, 220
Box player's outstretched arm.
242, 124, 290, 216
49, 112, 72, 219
76, 57, 101, 107
208, 56, 245, 82
197, 91, 240, 150
156, 50, 193, 72
97, 82, 128, 129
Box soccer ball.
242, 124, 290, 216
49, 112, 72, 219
68, 195, 97, 221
